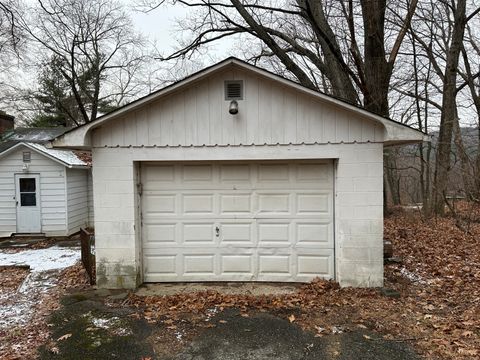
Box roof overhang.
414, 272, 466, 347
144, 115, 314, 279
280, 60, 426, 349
53, 58, 429, 149
0, 142, 89, 168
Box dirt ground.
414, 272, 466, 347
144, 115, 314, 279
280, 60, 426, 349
1, 205, 479, 359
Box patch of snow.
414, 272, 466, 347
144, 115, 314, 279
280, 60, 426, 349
0, 246, 81, 329
91, 316, 132, 336
205, 306, 218, 321
18, 271, 59, 294
175, 330, 185, 341
331, 326, 344, 334
400, 267, 426, 284
0, 246, 80, 272
26, 142, 88, 167
113, 327, 133, 337
92, 317, 119, 329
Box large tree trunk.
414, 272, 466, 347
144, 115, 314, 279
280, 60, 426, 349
433, 0, 467, 214
360, 0, 391, 116
453, 112, 474, 198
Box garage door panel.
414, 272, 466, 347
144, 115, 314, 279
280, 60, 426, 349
182, 194, 214, 214
296, 193, 331, 214
182, 164, 213, 181
295, 163, 330, 182
183, 223, 215, 243
183, 255, 215, 275
144, 255, 177, 275
220, 164, 251, 181
258, 222, 290, 244
258, 255, 291, 274
144, 224, 176, 245
220, 222, 253, 244
258, 164, 290, 182
221, 255, 253, 274
220, 194, 252, 214
142, 161, 334, 282
257, 193, 290, 214
143, 194, 176, 214
143, 164, 175, 186
297, 254, 332, 276
296, 222, 332, 247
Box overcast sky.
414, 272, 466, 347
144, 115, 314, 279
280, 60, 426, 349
130, 3, 232, 62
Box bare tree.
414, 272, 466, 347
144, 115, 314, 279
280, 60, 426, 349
141, 0, 418, 117
0, 0, 21, 54
20, 0, 147, 126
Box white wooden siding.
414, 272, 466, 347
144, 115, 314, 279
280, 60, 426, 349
87, 170, 94, 227
0, 146, 67, 237
92, 69, 385, 148
66, 168, 89, 234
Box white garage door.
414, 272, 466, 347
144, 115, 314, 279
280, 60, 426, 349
141, 161, 334, 282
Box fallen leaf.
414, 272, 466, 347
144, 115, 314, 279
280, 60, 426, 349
288, 314, 296, 323
57, 333, 72, 341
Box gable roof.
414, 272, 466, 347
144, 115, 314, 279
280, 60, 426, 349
53, 57, 429, 149
2, 127, 70, 143
0, 141, 90, 168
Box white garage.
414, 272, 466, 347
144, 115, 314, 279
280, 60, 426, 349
53, 57, 427, 289
141, 161, 334, 282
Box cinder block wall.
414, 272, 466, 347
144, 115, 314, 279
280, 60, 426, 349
335, 144, 384, 287
92, 143, 384, 289
92, 150, 139, 289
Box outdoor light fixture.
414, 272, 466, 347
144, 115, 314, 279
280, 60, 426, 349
229, 100, 239, 115
22, 163, 29, 172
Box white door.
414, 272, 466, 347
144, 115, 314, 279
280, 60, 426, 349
141, 161, 334, 282
15, 174, 41, 233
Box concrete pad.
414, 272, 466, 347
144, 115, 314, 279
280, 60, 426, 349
135, 282, 302, 297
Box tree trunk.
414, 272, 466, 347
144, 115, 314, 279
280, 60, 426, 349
384, 150, 401, 205
452, 112, 473, 198
360, 0, 391, 116
433, 0, 467, 214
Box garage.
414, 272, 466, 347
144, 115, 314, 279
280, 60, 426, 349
141, 161, 334, 282
53, 57, 426, 288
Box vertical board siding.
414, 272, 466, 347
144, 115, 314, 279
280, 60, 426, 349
94, 68, 382, 147
0, 146, 67, 236
87, 170, 94, 227
66, 168, 89, 234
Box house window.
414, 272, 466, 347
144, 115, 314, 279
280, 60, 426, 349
23, 151, 31, 163
19, 178, 36, 206
224, 80, 243, 100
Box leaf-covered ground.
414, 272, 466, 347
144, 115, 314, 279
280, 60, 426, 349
0, 263, 89, 360
1, 205, 479, 359
126, 206, 480, 359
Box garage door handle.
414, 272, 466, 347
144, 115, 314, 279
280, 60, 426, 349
215, 227, 220, 237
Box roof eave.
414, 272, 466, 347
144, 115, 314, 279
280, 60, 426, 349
52, 57, 427, 148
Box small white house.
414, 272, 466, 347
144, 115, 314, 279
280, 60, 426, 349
0, 140, 92, 237
53, 58, 428, 289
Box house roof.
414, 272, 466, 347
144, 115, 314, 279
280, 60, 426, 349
2, 127, 70, 142
53, 57, 429, 149
0, 141, 90, 168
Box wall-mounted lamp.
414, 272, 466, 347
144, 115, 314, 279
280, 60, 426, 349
229, 100, 239, 115
22, 163, 30, 172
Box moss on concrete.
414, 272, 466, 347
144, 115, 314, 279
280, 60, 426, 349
38, 298, 154, 360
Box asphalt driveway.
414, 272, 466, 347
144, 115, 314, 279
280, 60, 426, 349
39, 291, 419, 360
